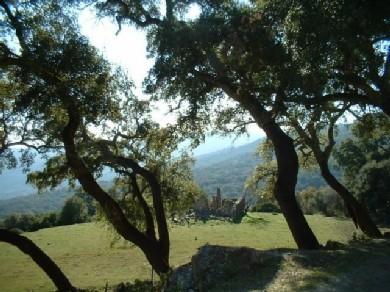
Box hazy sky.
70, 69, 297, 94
78, 7, 264, 153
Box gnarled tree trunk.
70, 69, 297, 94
62, 106, 170, 274
290, 113, 382, 238
263, 121, 320, 249
319, 161, 382, 238
0, 229, 76, 291
230, 91, 320, 249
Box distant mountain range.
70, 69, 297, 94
193, 139, 263, 197
192, 139, 340, 198
0, 126, 350, 219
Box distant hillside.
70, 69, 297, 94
0, 167, 36, 199
0, 188, 73, 219
193, 139, 331, 198
0, 135, 259, 201
0, 126, 349, 217
0, 180, 113, 220
193, 139, 262, 197
193, 124, 351, 198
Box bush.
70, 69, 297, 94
297, 186, 345, 217
58, 196, 88, 226
2, 212, 59, 232
256, 202, 280, 213
2, 195, 92, 232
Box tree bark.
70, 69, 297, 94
100, 153, 170, 265
62, 106, 170, 274
262, 121, 320, 249
318, 161, 382, 238
0, 229, 76, 292
198, 58, 320, 249
290, 114, 382, 238
224, 89, 320, 249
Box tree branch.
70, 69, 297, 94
0, 0, 28, 52
96, 144, 169, 250
62, 105, 152, 249
129, 172, 156, 240
0, 229, 76, 291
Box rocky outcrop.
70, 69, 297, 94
165, 245, 282, 292
166, 240, 390, 292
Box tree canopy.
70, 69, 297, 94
79, 0, 388, 249
334, 113, 390, 223
0, 0, 202, 274
0, 0, 389, 286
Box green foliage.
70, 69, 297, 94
58, 196, 88, 226
334, 113, 390, 223
354, 160, 390, 223
252, 202, 280, 213
245, 139, 277, 202
297, 186, 345, 217
0, 1, 203, 272
113, 280, 155, 292
2, 212, 58, 232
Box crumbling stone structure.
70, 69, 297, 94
194, 188, 247, 222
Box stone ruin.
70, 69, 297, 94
194, 187, 247, 222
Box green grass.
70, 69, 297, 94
0, 212, 378, 291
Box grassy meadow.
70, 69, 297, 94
0, 212, 376, 291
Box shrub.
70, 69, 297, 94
2, 212, 59, 232
297, 186, 345, 217
58, 196, 88, 226
257, 202, 280, 213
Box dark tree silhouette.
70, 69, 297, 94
0, 229, 76, 291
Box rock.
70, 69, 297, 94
324, 240, 345, 250
165, 263, 194, 292
186, 245, 278, 291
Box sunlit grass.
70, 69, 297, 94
0, 212, 374, 291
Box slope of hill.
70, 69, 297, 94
0, 188, 74, 219
193, 139, 335, 198
0, 154, 48, 200
193, 139, 262, 197
0, 127, 349, 217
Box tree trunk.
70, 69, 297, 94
263, 122, 320, 249
62, 106, 170, 275
222, 88, 320, 249
381, 99, 390, 116
319, 162, 382, 238
141, 242, 170, 275
0, 229, 76, 291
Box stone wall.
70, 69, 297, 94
194, 188, 246, 221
